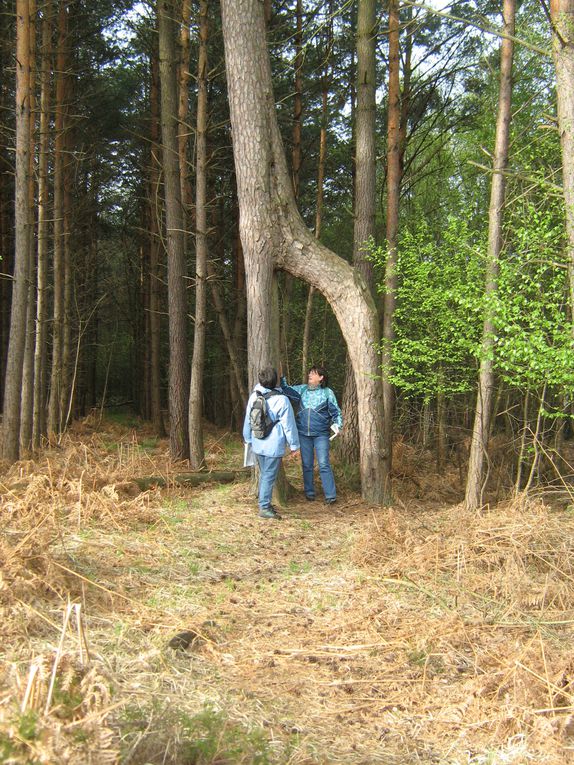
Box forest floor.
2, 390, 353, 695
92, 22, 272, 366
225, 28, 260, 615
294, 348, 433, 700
2, 416, 574, 764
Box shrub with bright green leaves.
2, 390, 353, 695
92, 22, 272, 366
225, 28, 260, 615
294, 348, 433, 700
493, 205, 573, 392
371, 216, 484, 402
371, 201, 573, 411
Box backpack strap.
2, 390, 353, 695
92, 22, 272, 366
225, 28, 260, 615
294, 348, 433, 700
259, 390, 283, 423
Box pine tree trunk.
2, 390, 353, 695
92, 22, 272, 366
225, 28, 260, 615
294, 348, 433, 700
0, 36, 9, 402
60, 152, 73, 429
551, 0, 574, 329
158, 0, 190, 459
178, 0, 192, 251
47, 0, 68, 436
20, 0, 37, 452
301, 15, 331, 379
33, 0, 52, 448
381, 0, 401, 501
207, 258, 248, 402
339, 0, 377, 466
2, 0, 31, 462
465, 0, 515, 510
149, 45, 166, 437
188, 0, 209, 469
280, 0, 303, 363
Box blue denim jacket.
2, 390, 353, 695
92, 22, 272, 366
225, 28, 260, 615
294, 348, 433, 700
280, 377, 343, 437
243, 385, 300, 457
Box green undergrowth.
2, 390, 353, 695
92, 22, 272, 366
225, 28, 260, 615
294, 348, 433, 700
119, 702, 289, 765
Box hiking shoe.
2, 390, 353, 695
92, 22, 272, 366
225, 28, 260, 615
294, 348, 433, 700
258, 507, 282, 520
305, 495, 315, 502
325, 498, 337, 505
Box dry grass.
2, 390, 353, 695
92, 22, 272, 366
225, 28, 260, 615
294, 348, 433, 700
2, 419, 574, 764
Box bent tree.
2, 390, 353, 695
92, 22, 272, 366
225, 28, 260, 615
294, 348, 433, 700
220, 0, 386, 504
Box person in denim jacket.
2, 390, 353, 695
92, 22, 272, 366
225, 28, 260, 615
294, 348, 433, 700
243, 367, 300, 520
280, 366, 343, 504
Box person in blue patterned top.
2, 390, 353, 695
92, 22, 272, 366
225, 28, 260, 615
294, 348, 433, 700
280, 366, 343, 505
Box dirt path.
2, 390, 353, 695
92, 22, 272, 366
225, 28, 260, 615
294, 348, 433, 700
3, 426, 574, 764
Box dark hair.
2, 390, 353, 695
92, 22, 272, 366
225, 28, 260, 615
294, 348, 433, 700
258, 366, 278, 389
309, 365, 328, 388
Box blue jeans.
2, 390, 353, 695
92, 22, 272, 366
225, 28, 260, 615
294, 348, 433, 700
300, 433, 336, 501
256, 453, 282, 509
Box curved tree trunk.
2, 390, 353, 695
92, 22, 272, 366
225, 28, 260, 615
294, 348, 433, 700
465, 0, 515, 510
221, 0, 386, 503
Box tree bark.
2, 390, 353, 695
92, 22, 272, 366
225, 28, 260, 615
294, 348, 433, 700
207, 258, 248, 402
158, 0, 190, 459
33, 0, 52, 449
148, 43, 166, 437
339, 0, 377, 466
221, 0, 386, 503
60, 132, 73, 428
280, 0, 303, 364
47, 0, 68, 436
301, 5, 331, 379
20, 0, 37, 452
188, 0, 208, 469
465, 0, 515, 510
178, 0, 192, 251
2, 0, 31, 462
381, 0, 401, 501
551, 0, 574, 329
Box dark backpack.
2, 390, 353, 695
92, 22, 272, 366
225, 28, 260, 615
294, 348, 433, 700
250, 391, 280, 439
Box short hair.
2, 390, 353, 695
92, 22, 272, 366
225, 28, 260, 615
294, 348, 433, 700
258, 366, 278, 389
309, 365, 328, 388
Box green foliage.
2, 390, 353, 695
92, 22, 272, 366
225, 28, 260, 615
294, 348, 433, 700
180, 707, 273, 765
372, 217, 484, 402
17, 711, 39, 741
120, 702, 276, 765
493, 204, 573, 391
374, 194, 572, 410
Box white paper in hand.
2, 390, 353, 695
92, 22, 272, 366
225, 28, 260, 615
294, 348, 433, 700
329, 424, 340, 441
243, 443, 255, 467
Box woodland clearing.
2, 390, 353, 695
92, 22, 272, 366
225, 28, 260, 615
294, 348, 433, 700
1, 416, 574, 764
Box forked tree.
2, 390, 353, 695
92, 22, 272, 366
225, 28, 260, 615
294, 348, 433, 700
220, 0, 387, 504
